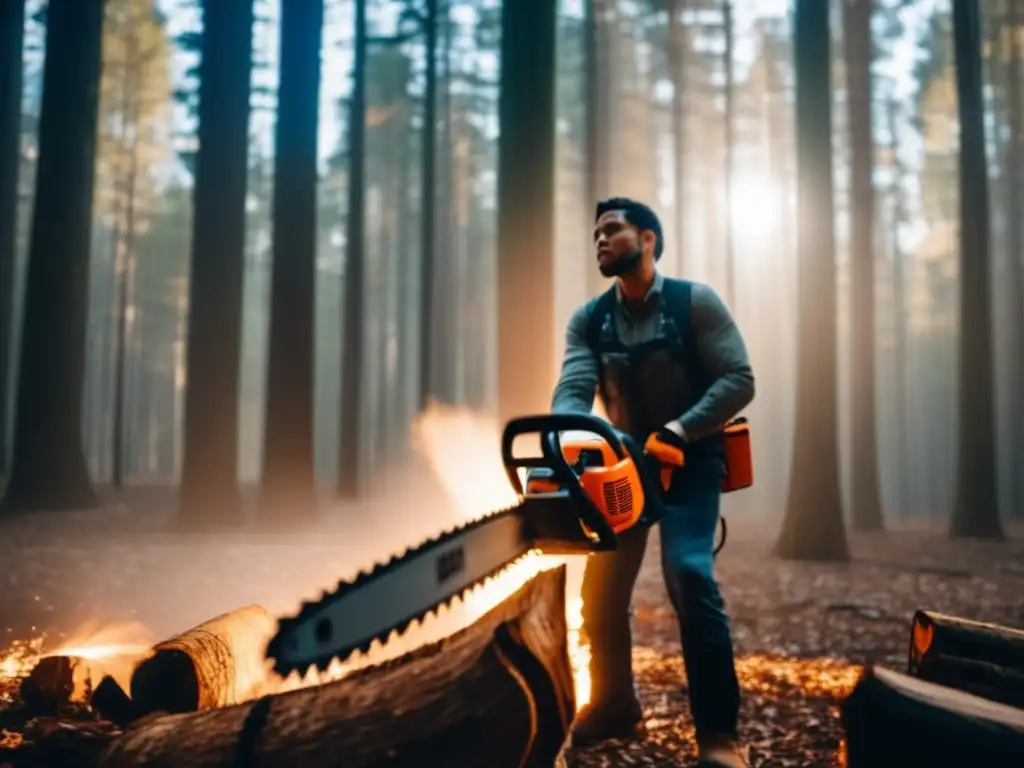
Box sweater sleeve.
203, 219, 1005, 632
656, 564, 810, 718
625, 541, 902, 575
675, 283, 755, 441
551, 302, 599, 414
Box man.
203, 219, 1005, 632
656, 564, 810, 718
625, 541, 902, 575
553, 197, 754, 767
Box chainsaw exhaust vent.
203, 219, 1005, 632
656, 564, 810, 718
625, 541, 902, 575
602, 476, 634, 520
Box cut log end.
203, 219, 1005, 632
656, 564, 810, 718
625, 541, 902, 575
908, 610, 1024, 708
842, 665, 1024, 767
130, 649, 200, 714
129, 604, 276, 715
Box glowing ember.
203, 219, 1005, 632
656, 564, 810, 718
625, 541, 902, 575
733, 654, 862, 699
50, 620, 153, 662
0, 637, 46, 681
0, 729, 22, 749
566, 595, 591, 706
0, 620, 154, 700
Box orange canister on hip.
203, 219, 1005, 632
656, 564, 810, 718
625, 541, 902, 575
721, 417, 753, 493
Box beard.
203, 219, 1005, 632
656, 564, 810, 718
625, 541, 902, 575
598, 247, 638, 278
598, 248, 642, 278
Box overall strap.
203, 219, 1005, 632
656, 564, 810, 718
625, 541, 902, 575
584, 285, 618, 353
659, 277, 701, 374
659, 276, 693, 341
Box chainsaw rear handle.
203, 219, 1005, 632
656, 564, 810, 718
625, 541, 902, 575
501, 413, 620, 550
501, 413, 630, 492
501, 413, 665, 551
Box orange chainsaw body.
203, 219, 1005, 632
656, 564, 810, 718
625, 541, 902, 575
525, 437, 646, 535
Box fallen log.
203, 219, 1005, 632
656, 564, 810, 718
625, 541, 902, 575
841, 665, 1024, 767
130, 604, 276, 715
908, 609, 1024, 707
95, 565, 574, 768
10, 720, 124, 768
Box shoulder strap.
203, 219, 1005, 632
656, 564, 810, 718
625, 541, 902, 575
660, 277, 695, 349
662, 276, 711, 386
585, 286, 618, 352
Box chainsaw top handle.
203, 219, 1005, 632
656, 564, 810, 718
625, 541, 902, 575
500, 413, 665, 551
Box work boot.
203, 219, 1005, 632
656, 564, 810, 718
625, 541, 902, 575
570, 696, 646, 747
696, 733, 749, 768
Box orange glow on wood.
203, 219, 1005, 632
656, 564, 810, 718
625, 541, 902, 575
913, 618, 935, 658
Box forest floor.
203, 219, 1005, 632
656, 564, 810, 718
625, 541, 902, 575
0, 476, 1022, 767
564, 517, 1024, 767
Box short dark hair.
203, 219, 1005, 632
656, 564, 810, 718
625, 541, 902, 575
595, 197, 664, 261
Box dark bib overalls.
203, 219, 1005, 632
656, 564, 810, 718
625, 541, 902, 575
579, 278, 741, 741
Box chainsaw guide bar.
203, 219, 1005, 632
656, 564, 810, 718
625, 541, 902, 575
266, 504, 534, 677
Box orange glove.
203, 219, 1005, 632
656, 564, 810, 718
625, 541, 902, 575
644, 426, 686, 491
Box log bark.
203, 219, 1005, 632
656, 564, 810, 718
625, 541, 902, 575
908, 609, 1024, 707
841, 665, 1024, 766
130, 604, 276, 715
99, 566, 573, 768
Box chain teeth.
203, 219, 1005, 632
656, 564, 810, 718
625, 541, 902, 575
267, 503, 526, 677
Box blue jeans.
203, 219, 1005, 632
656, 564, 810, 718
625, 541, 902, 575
579, 454, 741, 739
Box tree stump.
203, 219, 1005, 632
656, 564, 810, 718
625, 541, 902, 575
95, 565, 574, 767
19, 655, 76, 716
841, 665, 1024, 767
908, 609, 1024, 707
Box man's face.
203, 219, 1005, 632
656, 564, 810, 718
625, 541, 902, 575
594, 209, 643, 278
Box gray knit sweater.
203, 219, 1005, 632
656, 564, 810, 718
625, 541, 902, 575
551, 274, 755, 442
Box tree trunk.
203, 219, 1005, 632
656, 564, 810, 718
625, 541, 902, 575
1, 0, 103, 512
887, 100, 910, 518
337, 0, 367, 499
0, 0, 24, 476
137, 344, 158, 479
844, 0, 884, 531
498, 0, 557, 425
436, 11, 457, 405
761, 24, 791, 511
261, 0, 323, 523
584, 0, 611, 299
949, 0, 1003, 539
112, 67, 142, 489
666, 0, 687, 276
722, 0, 735, 305
393, 100, 414, 450
1005, 0, 1023, 519
841, 665, 1024, 767
96, 227, 121, 481
907, 609, 1024, 708
93, 568, 574, 768
110, 184, 133, 489
418, 0, 438, 411
178, 0, 254, 527
374, 183, 395, 468
775, 0, 849, 561
463, 194, 486, 408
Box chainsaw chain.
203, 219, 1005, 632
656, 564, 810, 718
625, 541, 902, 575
266, 504, 526, 677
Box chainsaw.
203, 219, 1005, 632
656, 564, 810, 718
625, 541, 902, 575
265, 413, 719, 677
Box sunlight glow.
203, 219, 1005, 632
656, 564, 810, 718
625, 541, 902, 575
729, 173, 784, 243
